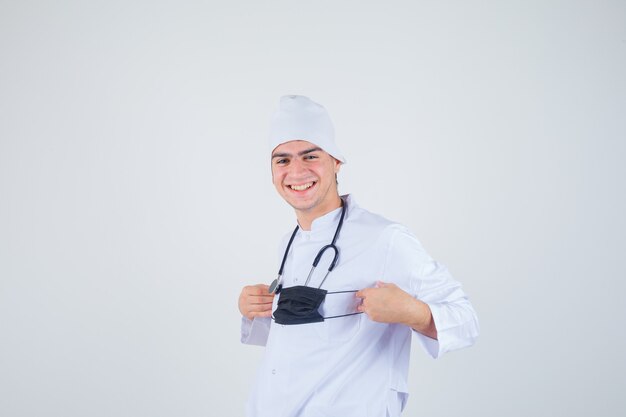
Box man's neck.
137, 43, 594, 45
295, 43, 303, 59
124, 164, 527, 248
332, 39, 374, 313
296, 195, 342, 231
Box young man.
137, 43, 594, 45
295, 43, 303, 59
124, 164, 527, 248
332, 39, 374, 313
238, 95, 479, 417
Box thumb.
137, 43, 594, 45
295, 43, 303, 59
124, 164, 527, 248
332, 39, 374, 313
375, 281, 389, 288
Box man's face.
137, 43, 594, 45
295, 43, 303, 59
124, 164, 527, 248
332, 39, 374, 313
271, 140, 342, 216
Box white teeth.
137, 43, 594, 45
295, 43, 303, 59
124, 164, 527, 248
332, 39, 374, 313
290, 182, 314, 191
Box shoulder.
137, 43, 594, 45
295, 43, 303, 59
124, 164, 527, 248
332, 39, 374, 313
347, 203, 415, 246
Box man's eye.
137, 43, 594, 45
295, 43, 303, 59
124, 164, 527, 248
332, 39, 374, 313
276, 159, 288, 165
304, 155, 318, 160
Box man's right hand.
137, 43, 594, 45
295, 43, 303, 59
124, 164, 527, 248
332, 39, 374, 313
238, 284, 275, 320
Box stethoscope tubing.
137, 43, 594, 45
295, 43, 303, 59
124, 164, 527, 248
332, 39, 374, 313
270, 198, 347, 293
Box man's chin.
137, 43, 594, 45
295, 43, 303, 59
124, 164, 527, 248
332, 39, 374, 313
283, 196, 317, 212
288, 201, 316, 212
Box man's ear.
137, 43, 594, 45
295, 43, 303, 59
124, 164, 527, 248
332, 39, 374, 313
334, 159, 342, 174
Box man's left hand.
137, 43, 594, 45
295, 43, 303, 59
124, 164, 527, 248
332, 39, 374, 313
356, 281, 438, 339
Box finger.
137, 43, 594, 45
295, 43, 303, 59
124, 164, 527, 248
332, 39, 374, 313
246, 285, 271, 295
250, 310, 273, 319
247, 295, 275, 304
356, 288, 370, 298
246, 303, 274, 312
254, 284, 271, 294
244, 308, 272, 319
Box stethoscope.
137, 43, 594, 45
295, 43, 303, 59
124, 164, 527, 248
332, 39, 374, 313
269, 198, 347, 294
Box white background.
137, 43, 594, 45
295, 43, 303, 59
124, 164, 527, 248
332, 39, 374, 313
1, 1, 625, 416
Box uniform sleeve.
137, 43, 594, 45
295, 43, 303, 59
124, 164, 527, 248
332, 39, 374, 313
383, 226, 480, 359
241, 316, 271, 346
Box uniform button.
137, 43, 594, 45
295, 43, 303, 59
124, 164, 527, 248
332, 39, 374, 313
271, 369, 276, 375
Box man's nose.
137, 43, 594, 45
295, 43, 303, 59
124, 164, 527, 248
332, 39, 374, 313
288, 158, 308, 176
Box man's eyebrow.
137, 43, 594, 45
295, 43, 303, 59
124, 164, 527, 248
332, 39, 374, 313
299, 147, 322, 156
271, 147, 323, 159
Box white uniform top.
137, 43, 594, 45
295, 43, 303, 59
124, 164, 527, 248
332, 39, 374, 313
241, 195, 479, 417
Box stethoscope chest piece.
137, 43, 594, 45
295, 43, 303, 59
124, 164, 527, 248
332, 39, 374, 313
269, 277, 282, 294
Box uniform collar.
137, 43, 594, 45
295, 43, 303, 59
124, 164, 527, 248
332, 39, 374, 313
299, 194, 356, 235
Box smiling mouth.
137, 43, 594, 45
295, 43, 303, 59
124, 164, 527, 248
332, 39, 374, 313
289, 181, 316, 191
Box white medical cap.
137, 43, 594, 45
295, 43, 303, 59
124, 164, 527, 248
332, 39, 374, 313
268, 95, 346, 163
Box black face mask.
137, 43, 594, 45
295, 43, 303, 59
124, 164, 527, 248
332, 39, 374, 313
273, 286, 362, 325
273, 286, 328, 325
